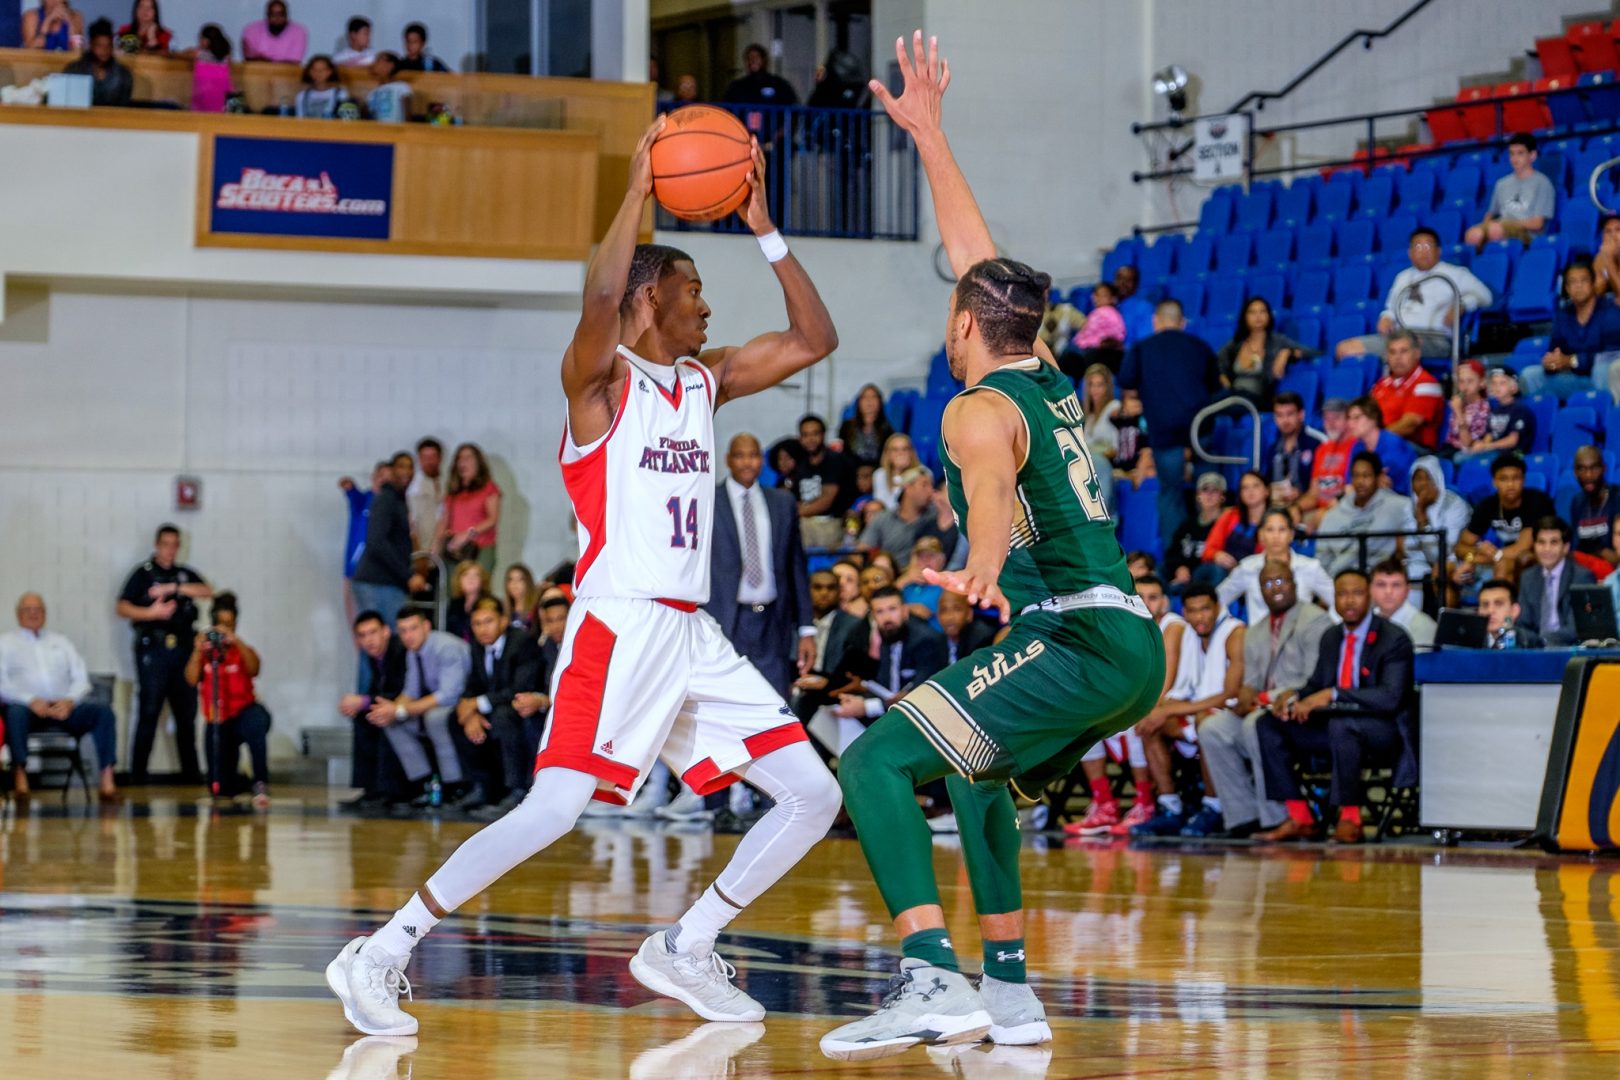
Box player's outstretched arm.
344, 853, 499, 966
922, 392, 1021, 622
700, 141, 839, 407
561, 117, 664, 399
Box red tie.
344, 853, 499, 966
1338, 633, 1356, 690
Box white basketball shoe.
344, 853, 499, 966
628, 930, 765, 1022
326, 937, 419, 1036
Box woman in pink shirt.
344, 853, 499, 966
436, 443, 503, 573
1059, 282, 1125, 380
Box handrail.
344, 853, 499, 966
1592, 156, 1620, 215
1189, 396, 1262, 471
1395, 273, 1464, 382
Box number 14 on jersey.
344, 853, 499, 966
666, 497, 700, 549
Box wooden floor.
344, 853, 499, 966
1, 788, 1619, 1078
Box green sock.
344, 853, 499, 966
901, 929, 960, 972
983, 938, 1027, 983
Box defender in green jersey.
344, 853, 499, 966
821, 32, 1164, 1063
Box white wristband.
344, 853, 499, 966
756, 229, 789, 263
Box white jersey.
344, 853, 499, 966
1167, 612, 1239, 704
561, 346, 717, 605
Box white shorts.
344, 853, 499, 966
536, 596, 808, 805
1080, 729, 1148, 768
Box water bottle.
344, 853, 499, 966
429, 773, 442, 807
278, 96, 292, 117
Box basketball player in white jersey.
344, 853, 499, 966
327, 119, 843, 1036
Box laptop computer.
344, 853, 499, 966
1434, 608, 1489, 650
1571, 584, 1620, 645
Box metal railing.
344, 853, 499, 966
1189, 396, 1262, 471
654, 103, 919, 241
1308, 525, 1451, 614
411, 549, 448, 632
1395, 272, 1464, 381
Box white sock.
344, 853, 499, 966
367, 893, 439, 960
671, 741, 840, 958
1158, 793, 1183, 815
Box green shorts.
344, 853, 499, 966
893, 605, 1164, 792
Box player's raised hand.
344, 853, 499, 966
869, 30, 951, 138
923, 564, 1010, 624
629, 116, 666, 200
739, 135, 775, 235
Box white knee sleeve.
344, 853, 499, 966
715, 741, 841, 907
1126, 729, 1148, 769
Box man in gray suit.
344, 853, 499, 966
1197, 560, 1330, 838
1516, 516, 1596, 647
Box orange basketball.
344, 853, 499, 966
650, 105, 755, 222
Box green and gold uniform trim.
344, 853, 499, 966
894, 681, 1006, 780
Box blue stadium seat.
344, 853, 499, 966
1455, 149, 1499, 172
1583, 71, 1620, 122
1326, 312, 1369, 350
1278, 365, 1321, 409
1205, 277, 1246, 323
1439, 165, 1483, 213
1314, 175, 1357, 223
1293, 268, 1332, 308
1375, 256, 1407, 302
1248, 272, 1286, 312
1505, 248, 1559, 322
1321, 364, 1364, 403
909, 395, 949, 467
1290, 317, 1325, 352
1296, 222, 1335, 264
1118, 478, 1163, 562
1526, 395, 1558, 453
1426, 208, 1464, 247
1378, 212, 1418, 254
1559, 200, 1600, 257
887, 388, 919, 434
1199, 317, 1236, 351
1101, 239, 1138, 282
1332, 262, 1375, 303
926, 351, 959, 399
1166, 278, 1206, 319
1276, 182, 1314, 228
1120, 296, 1156, 343
1553, 408, 1600, 460
1215, 233, 1253, 272
1470, 250, 1512, 310
1548, 82, 1588, 130
1233, 187, 1275, 232
1454, 458, 1494, 502
1524, 470, 1551, 494
1139, 234, 1184, 283
1181, 234, 1215, 275
1066, 284, 1094, 312
1397, 169, 1437, 214
1356, 171, 1396, 220
1337, 218, 1376, 261
1198, 192, 1235, 234
1574, 147, 1620, 206
1254, 228, 1294, 271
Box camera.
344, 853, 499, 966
205, 628, 227, 648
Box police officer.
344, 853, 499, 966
116, 523, 213, 783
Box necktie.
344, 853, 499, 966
741, 489, 764, 590
1338, 631, 1356, 690
485, 647, 495, 679
1543, 570, 1559, 635
413, 650, 428, 697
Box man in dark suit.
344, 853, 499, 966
936, 590, 994, 666
455, 597, 545, 820
1516, 516, 1597, 647
705, 433, 816, 697
835, 586, 948, 731
791, 569, 867, 756
1254, 568, 1416, 845
337, 610, 411, 812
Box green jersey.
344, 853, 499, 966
940, 357, 1135, 613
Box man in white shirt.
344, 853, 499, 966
333, 16, 374, 66
1336, 226, 1492, 361
405, 436, 445, 554
1, 593, 119, 800
1369, 559, 1437, 651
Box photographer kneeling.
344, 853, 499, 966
185, 592, 272, 806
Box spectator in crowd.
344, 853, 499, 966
1337, 227, 1491, 361
437, 442, 502, 573
858, 562, 895, 611
352, 452, 425, 630
1316, 452, 1418, 576
22, 0, 83, 50
935, 589, 993, 666
706, 433, 815, 697
1409, 456, 1472, 581
837, 385, 893, 467
1132, 583, 1244, 838
388, 608, 472, 806
184, 24, 233, 112
241, 0, 306, 63
1457, 366, 1536, 461
339, 463, 389, 604
1, 592, 119, 801
1595, 213, 1620, 297
445, 560, 494, 644
118, 0, 169, 54
333, 15, 372, 65
456, 596, 545, 820
1064, 283, 1126, 377
673, 73, 699, 105
1261, 391, 1321, 510
1370, 331, 1445, 452
1345, 396, 1416, 494
294, 54, 348, 119
896, 536, 947, 620
1254, 569, 1414, 844
790, 570, 866, 747
1479, 578, 1540, 649
184, 592, 271, 806
407, 437, 444, 551
723, 42, 797, 105
1068, 574, 1177, 837
859, 465, 936, 566
1454, 453, 1557, 588
1218, 296, 1314, 408
1118, 298, 1224, 543
367, 51, 412, 122
1298, 397, 1356, 528
1043, 299, 1088, 372
1220, 509, 1336, 618
830, 560, 866, 619
807, 46, 868, 109
1464, 133, 1557, 249
1202, 470, 1271, 583
519, 592, 567, 762
1516, 517, 1595, 647
1524, 259, 1620, 401
793, 414, 853, 547
1113, 265, 1156, 344
339, 610, 407, 811
1446, 359, 1490, 458
117, 524, 212, 784
1369, 558, 1437, 650
1165, 473, 1230, 590
1078, 364, 1122, 513
398, 22, 451, 72
503, 564, 541, 638
1568, 446, 1620, 567
871, 433, 918, 510
1198, 561, 1330, 839
63, 19, 133, 106
833, 585, 945, 740
1126, 551, 1157, 580
846, 463, 879, 531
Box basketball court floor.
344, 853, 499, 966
2, 788, 1618, 1078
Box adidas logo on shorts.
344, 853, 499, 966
599, 739, 614, 756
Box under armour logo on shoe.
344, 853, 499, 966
939, 937, 952, 949
996, 949, 1025, 963
599, 739, 614, 755
404, 926, 418, 939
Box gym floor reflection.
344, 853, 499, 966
1, 788, 1618, 1078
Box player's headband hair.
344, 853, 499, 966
954, 257, 1053, 355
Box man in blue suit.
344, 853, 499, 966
705, 433, 816, 698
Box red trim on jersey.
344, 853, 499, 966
689, 359, 716, 407
534, 613, 639, 789
651, 365, 684, 409
559, 369, 633, 591
657, 598, 699, 613
679, 721, 810, 795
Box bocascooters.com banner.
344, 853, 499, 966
209, 136, 394, 240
